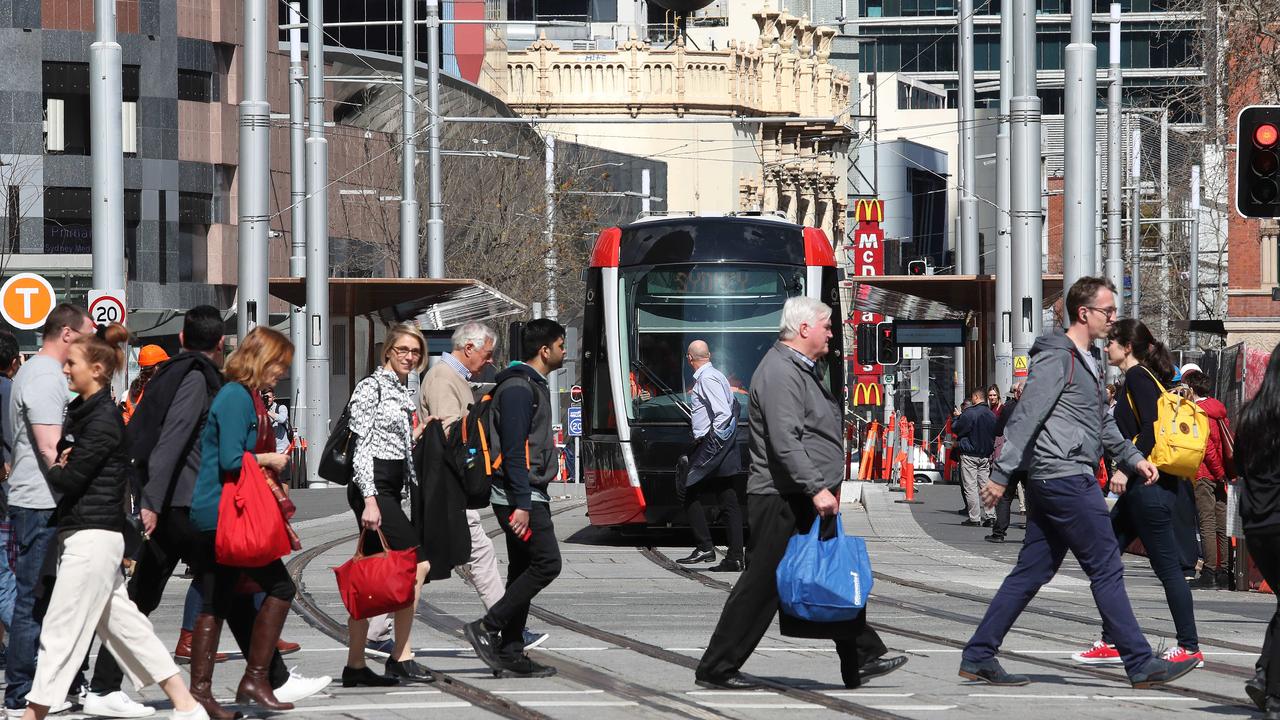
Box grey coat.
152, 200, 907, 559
992, 331, 1144, 486
747, 342, 843, 497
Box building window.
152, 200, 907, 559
43, 62, 140, 156
44, 187, 141, 255
177, 69, 215, 102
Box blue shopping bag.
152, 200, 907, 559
776, 515, 873, 623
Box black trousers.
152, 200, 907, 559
1248, 532, 1280, 695
697, 493, 888, 685
992, 473, 1025, 537
484, 502, 562, 658
685, 477, 744, 560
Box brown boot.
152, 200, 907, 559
176, 628, 229, 664
234, 596, 295, 710
189, 614, 240, 720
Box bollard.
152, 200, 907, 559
895, 440, 925, 504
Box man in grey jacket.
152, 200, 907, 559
958, 276, 1199, 689
695, 297, 906, 691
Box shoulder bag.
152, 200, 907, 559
332, 528, 418, 620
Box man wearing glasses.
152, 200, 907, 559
959, 277, 1199, 689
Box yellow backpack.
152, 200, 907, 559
1126, 366, 1208, 478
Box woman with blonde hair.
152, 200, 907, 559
341, 323, 435, 687
188, 327, 301, 716
23, 323, 207, 720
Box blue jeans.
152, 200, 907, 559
0, 520, 17, 630
181, 581, 204, 632
964, 473, 1154, 677
5, 507, 56, 709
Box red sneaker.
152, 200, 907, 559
1071, 640, 1122, 666
1162, 646, 1205, 668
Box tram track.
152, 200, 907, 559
638, 546, 1252, 710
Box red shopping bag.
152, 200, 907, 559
332, 529, 419, 620
216, 452, 293, 567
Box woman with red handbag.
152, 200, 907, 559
340, 323, 433, 687
22, 323, 208, 720
187, 327, 301, 716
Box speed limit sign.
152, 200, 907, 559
88, 290, 127, 327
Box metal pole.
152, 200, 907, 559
90, 0, 125, 290
956, 0, 976, 398
1129, 127, 1141, 318
1095, 149, 1105, 276
424, 0, 445, 278
993, 0, 1013, 391
1062, 0, 1097, 312
1189, 164, 1201, 349
287, 0, 308, 443
1106, 3, 1124, 319
400, 0, 419, 278
305, 0, 331, 481
237, 0, 270, 339
1010, 0, 1042, 364
544, 136, 561, 427
1158, 110, 1169, 338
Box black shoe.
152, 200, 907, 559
677, 549, 716, 565
707, 558, 743, 572
1264, 695, 1280, 720
341, 665, 399, 688
957, 509, 968, 516
1191, 573, 1215, 589
858, 656, 908, 682
386, 658, 435, 683
961, 520, 982, 527
984, 534, 1006, 544
1129, 656, 1199, 688
695, 673, 764, 690
958, 658, 1030, 686
494, 654, 557, 678
981, 519, 994, 527
1216, 569, 1232, 590
1246, 669, 1268, 711
464, 619, 504, 672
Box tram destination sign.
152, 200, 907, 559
892, 320, 966, 347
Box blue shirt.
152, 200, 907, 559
690, 362, 735, 441
439, 351, 471, 381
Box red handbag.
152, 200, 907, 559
216, 452, 294, 568
332, 528, 419, 620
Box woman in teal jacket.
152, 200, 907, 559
188, 327, 296, 717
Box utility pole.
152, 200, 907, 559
544, 136, 561, 426
1189, 164, 1201, 349
993, 0, 1013, 391
1106, 3, 1124, 318
90, 0, 125, 291
237, 0, 270, 338
400, 0, 419, 278
1062, 0, 1097, 310
287, 0, 308, 443
956, 0, 977, 399
1010, 0, 1042, 366
1129, 127, 1141, 318
305, 0, 332, 479
424, 0, 445, 278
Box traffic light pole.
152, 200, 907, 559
1062, 0, 1097, 312
1129, 127, 1141, 318
1010, 0, 1042, 368
956, 0, 976, 403
993, 0, 1013, 392
1106, 4, 1125, 321
1189, 164, 1201, 349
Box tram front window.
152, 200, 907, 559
618, 264, 806, 424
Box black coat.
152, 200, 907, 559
48, 387, 130, 533
413, 419, 471, 582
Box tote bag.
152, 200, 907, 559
215, 452, 293, 567
776, 515, 873, 623
332, 528, 419, 620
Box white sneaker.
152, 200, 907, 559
272, 668, 332, 704
80, 690, 155, 718
172, 706, 210, 720
47, 700, 74, 715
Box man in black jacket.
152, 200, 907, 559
954, 389, 997, 527
464, 319, 566, 679
987, 382, 1025, 543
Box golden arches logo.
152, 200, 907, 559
854, 199, 885, 224
852, 381, 883, 406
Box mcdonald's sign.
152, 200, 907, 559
853, 199, 885, 224
851, 380, 883, 406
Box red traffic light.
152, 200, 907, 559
1257, 123, 1280, 149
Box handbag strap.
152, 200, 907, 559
355, 527, 393, 560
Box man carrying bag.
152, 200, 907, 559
694, 297, 906, 691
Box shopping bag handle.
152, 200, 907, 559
354, 527, 392, 560
807, 513, 844, 541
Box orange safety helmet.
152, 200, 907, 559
137, 344, 170, 368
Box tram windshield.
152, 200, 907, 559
618, 263, 807, 424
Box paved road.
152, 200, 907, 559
6, 481, 1266, 718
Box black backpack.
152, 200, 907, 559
449, 375, 539, 509
126, 353, 222, 506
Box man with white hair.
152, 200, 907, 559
695, 296, 906, 691
418, 322, 548, 650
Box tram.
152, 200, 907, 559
580, 213, 844, 526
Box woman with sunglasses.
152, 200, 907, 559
341, 323, 433, 687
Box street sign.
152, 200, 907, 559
566, 405, 583, 437
88, 290, 127, 327
570, 384, 583, 404
0, 273, 57, 330
1013, 355, 1029, 378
